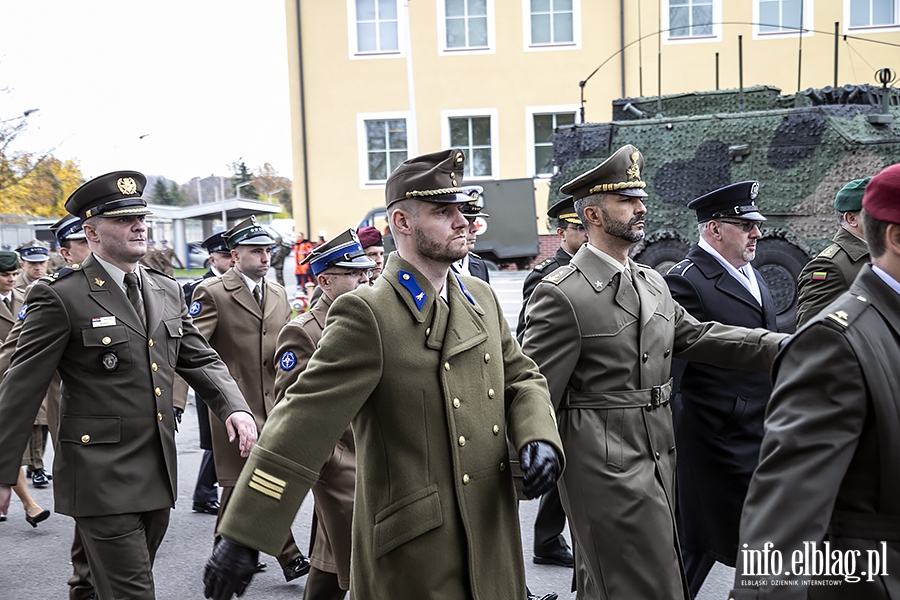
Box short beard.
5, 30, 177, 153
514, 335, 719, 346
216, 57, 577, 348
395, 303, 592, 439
414, 225, 468, 264
601, 208, 645, 243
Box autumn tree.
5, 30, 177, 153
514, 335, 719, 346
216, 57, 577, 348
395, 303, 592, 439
253, 162, 292, 217
0, 153, 83, 217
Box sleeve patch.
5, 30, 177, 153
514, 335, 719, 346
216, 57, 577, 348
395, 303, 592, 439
279, 351, 297, 371
189, 301, 201, 316
17, 304, 27, 320
811, 271, 827, 281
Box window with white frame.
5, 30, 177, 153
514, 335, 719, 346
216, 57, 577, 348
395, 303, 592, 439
529, 0, 575, 45
443, 0, 491, 50
447, 115, 494, 178
668, 0, 714, 38
849, 0, 898, 27
360, 117, 408, 183
757, 0, 807, 34
532, 111, 576, 176
352, 0, 399, 54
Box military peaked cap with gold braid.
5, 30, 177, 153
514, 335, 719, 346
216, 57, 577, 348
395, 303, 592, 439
560, 144, 648, 200
384, 148, 484, 207
547, 196, 582, 226
65, 170, 152, 220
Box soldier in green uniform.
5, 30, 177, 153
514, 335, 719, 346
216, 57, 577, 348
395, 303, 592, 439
203, 149, 564, 600
521, 145, 788, 600
795, 177, 870, 327
0, 170, 257, 600
730, 162, 900, 600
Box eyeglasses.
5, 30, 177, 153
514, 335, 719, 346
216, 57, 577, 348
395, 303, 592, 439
325, 270, 373, 279
717, 220, 761, 234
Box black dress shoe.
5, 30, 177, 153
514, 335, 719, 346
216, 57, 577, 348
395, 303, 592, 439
192, 500, 220, 515
25, 509, 51, 528
282, 555, 310, 582
0, 513, 6, 522
254, 561, 267, 573
527, 594, 559, 600
533, 545, 575, 568
31, 468, 50, 488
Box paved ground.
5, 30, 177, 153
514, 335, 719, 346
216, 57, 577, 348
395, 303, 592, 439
0, 269, 734, 599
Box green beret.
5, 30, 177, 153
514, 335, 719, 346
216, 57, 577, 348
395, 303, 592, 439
834, 177, 871, 212
0, 250, 19, 272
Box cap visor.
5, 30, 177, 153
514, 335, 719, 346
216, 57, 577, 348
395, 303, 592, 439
617, 188, 648, 198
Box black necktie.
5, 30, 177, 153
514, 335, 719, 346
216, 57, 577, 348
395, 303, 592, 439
253, 284, 263, 310
124, 272, 146, 327
3, 296, 10, 314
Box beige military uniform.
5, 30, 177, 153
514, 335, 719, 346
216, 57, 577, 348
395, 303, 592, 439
522, 245, 786, 600
219, 254, 564, 600
796, 227, 869, 327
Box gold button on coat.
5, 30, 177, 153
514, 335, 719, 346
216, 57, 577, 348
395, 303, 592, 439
151, 363, 158, 371
155, 387, 161, 396
499, 462, 506, 472
453, 398, 460, 408
426, 327, 431, 336
148, 339, 154, 347
484, 353, 490, 362
444, 362, 450, 371
458, 436, 466, 446
157, 412, 163, 421
102, 336, 111, 345
462, 474, 470, 484
81, 434, 90, 444
492, 425, 500, 435
488, 388, 495, 398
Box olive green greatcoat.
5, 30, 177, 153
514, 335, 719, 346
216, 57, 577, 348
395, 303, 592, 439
0, 255, 250, 516
219, 254, 564, 600
274, 292, 355, 588
796, 226, 869, 327
191, 268, 292, 485
521, 245, 786, 600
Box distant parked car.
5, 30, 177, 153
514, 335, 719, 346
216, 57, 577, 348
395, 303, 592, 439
188, 242, 208, 269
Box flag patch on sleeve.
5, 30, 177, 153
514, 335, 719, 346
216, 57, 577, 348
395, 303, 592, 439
811, 272, 827, 281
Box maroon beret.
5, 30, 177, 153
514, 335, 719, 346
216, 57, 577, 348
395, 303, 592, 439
357, 226, 383, 249
863, 163, 900, 225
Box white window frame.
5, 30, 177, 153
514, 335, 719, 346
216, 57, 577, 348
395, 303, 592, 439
752, 0, 815, 38
440, 108, 500, 180
843, 0, 900, 33
525, 105, 580, 179
662, 0, 722, 44
356, 112, 416, 188
347, 0, 406, 60
437, 0, 496, 55
522, 0, 582, 52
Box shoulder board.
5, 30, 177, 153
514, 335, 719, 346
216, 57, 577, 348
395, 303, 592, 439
824, 294, 870, 329
817, 244, 840, 259
469, 252, 482, 259
542, 264, 576, 285
145, 266, 175, 281
40, 267, 76, 284
534, 257, 558, 272
665, 259, 694, 276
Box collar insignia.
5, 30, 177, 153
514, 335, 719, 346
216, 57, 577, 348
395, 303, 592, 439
398, 270, 427, 311
94, 278, 105, 287
455, 274, 476, 306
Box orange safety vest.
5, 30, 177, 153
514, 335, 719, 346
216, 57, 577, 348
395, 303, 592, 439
294, 240, 314, 275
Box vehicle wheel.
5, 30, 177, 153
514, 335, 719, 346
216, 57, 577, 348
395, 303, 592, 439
752, 238, 809, 333
634, 239, 690, 275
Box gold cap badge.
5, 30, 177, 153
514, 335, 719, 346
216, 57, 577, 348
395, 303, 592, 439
117, 177, 138, 196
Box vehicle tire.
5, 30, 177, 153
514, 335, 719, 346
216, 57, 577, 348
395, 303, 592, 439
751, 238, 809, 333
634, 239, 690, 275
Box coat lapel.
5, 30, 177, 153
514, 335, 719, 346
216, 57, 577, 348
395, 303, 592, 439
632, 259, 662, 328
222, 268, 262, 319
141, 267, 167, 333
442, 274, 487, 360
690, 247, 762, 314
855, 266, 900, 339
82, 256, 146, 336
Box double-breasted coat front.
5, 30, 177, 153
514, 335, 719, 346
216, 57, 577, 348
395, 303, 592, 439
219, 254, 564, 600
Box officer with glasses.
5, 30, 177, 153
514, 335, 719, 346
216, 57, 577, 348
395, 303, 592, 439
664, 180, 780, 597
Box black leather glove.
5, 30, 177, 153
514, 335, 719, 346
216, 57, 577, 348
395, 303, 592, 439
203, 537, 259, 600
519, 440, 561, 500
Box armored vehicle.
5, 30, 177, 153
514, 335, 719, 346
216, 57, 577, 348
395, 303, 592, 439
359, 177, 539, 270
551, 83, 900, 331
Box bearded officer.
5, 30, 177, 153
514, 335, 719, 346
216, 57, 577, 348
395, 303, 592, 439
203, 148, 564, 600
191, 216, 310, 582
730, 163, 900, 599
0, 171, 257, 600
796, 177, 871, 327
664, 182, 779, 597
521, 145, 788, 600
273, 229, 375, 600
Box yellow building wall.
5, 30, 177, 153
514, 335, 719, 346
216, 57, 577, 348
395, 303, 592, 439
285, 0, 900, 239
